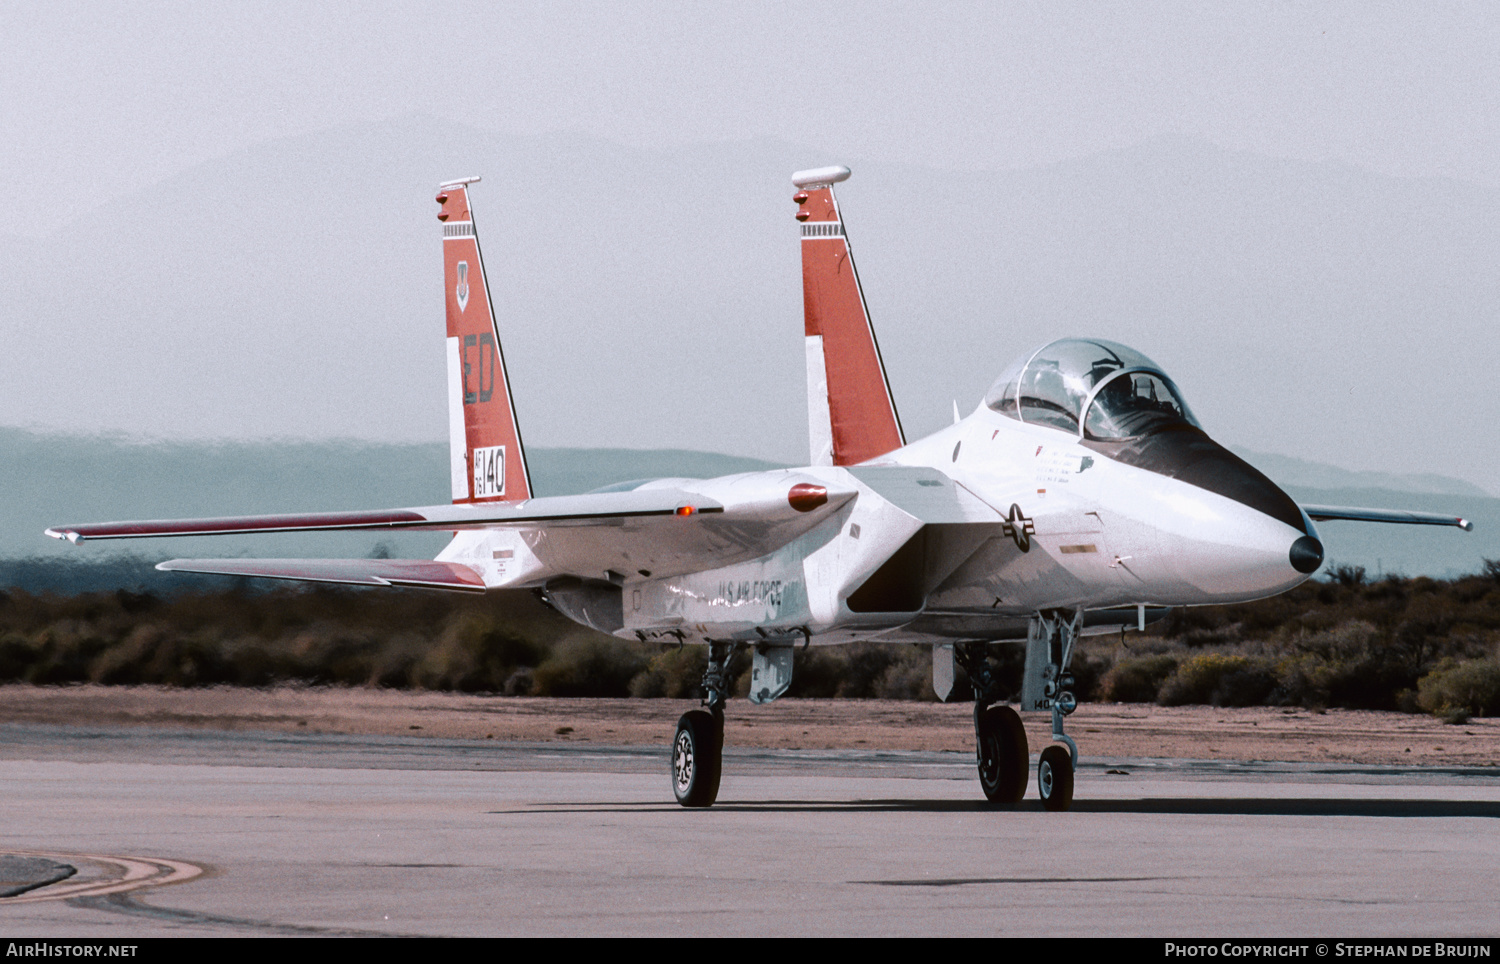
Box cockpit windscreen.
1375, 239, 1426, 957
985, 338, 1199, 440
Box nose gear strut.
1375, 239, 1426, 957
1023, 609, 1082, 811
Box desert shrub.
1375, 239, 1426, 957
410, 611, 544, 691
835, 644, 904, 698
1417, 658, 1500, 720
1099, 653, 1178, 703
532, 637, 649, 697
1178, 625, 1242, 648
503, 666, 535, 696
365, 637, 423, 689
1270, 621, 1414, 710
629, 646, 707, 699
1329, 564, 1367, 587
785, 647, 846, 698
875, 653, 933, 700
1068, 647, 1111, 701
0, 633, 39, 682
1157, 653, 1277, 707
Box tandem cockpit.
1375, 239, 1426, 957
984, 338, 1198, 441
985, 337, 1325, 571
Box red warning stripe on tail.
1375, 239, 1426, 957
438, 178, 532, 503
793, 166, 904, 467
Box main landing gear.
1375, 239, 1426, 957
672, 641, 733, 808
958, 642, 1028, 804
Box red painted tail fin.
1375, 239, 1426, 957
793, 165, 905, 467
437, 178, 533, 503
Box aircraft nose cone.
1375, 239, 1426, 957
1289, 535, 1324, 574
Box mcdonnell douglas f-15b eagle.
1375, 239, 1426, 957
48, 168, 1473, 811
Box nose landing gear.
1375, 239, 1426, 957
1037, 744, 1074, 811
1025, 609, 1082, 812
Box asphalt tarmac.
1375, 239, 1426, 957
0, 723, 1497, 937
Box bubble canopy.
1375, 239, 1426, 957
984, 338, 1200, 440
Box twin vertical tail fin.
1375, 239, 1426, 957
793, 166, 905, 467
437, 178, 533, 503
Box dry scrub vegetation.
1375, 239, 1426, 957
1, 561, 1499, 721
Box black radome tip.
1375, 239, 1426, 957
1289, 536, 1325, 574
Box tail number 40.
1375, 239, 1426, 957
472, 445, 506, 498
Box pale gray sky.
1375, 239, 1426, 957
3, 2, 1497, 492
4, 1, 1499, 230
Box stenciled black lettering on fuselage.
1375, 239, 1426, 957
713, 579, 786, 611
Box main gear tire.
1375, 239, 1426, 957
672, 709, 723, 808
975, 704, 1029, 803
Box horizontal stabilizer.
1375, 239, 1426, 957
155, 558, 487, 592
47, 489, 727, 542
1302, 504, 1473, 531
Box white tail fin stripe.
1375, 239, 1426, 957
805, 335, 833, 467
446, 337, 468, 500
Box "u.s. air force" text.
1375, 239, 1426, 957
711, 580, 786, 610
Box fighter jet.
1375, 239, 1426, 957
48, 169, 1471, 811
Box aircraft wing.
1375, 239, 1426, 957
154, 558, 488, 592
1301, 504, 1474, 531
45, 489, 727, 543
49, 477, 857, 587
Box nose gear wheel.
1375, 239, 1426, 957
1038, 744, 1074, 811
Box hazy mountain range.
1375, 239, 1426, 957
1, 429, 1490, 592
